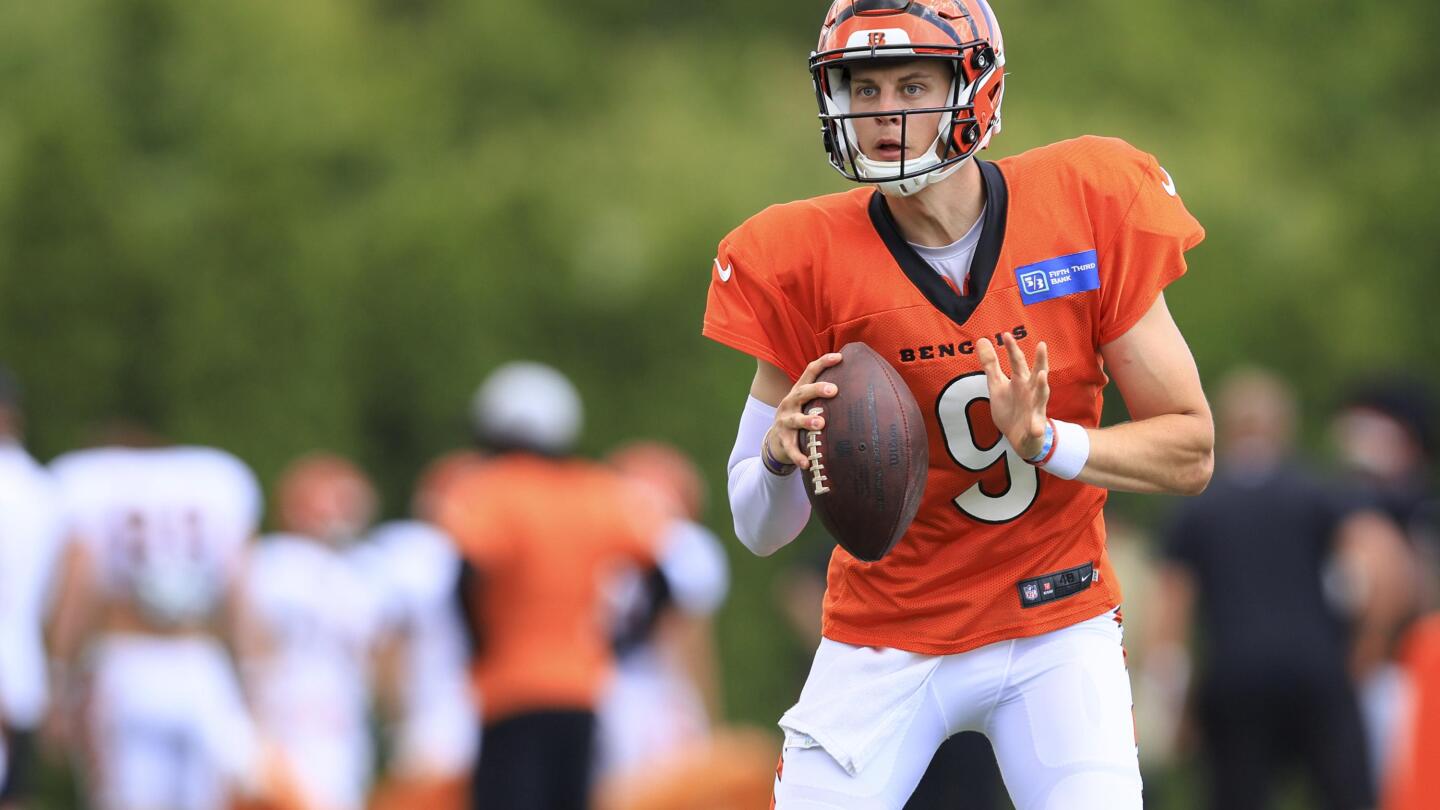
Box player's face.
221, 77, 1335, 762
1333, 407, 1422, 480
282, 473, 375, 543
847, 60, 953, 163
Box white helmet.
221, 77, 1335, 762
471, 361, 583, 455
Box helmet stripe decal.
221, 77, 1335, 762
974, 0, 999, 44
831, 2, 966, 46
905, 4, 966, 45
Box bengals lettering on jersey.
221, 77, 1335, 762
704, 136, 1204, 655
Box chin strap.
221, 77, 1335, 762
868, 146, 968, 197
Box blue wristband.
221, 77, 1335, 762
1026, 420, 1055, 465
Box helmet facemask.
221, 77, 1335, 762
811, 40, 1003, 197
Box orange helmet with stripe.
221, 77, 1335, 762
809, 0, 1005, 196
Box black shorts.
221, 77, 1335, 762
471, 710, 596, 810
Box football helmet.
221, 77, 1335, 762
471, 361, 583, 456
810, 0, 1005, 196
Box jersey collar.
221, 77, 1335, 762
867, 159, 1009, 328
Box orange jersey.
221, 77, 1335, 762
1383, 615, 1440, 810
435, 454, 663, 722
704, 136, 1204, 655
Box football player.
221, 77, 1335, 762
0, 368, 67, 809
237, 454, 385, 810
47, 438, 290, 810
1330, 377, 1437, 791
703, 1, 1214, 807
597, 441, 729, 775
354, 518, 476, 810
1151, 368, 1387, 810
433, 362, 666, 810
595, 442, 789, 810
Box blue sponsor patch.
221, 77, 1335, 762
1015, 249, 1101, 306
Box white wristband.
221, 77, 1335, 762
1039, 419, 1090, 480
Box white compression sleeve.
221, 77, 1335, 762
727, 396, 812, 557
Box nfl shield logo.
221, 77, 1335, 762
1023, 583, 1039, 602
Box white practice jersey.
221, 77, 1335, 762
656, 519, 730, 618
352, 520, 477, 777
50, 446, 260, 628
598, 518, 730, 776
244, 534, 384, 809
244, 534, 382, 734
0, 441, 69, 728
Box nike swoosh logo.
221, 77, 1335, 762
1159, 167, 1177, 197
1080, 573, 1091, 582
714, 258, 733, 282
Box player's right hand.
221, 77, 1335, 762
766, 353, 844, 469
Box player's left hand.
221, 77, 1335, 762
975, 333, 1050, 459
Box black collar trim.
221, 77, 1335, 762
867, 159, 1008, 328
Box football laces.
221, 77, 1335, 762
806, 407, 831, 495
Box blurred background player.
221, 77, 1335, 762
237, 453, 384, 810
592, 441, 774, 810
1330, 376, 1439, 787
598, 440, 729, 774
357, 517, 476, 810
433, 362, 666, 810
47, 437, 283, 810
1333, 377, 1440, 566
0, 366, 68, 809
1382, 613, 1440, 810
1148, 368, 1409, 810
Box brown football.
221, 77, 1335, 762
799, 342, 928, 563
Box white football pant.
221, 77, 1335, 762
87, 635, 262, 810
774, 609, 1141, 809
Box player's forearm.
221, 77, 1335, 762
728, 456, 810, 555
1077, 412, 1214, 495
727, 396, 811, 556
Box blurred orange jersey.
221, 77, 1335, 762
1383, 615, 1440, 810
435, 454, 663, 722
704, 136, 1204, 654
